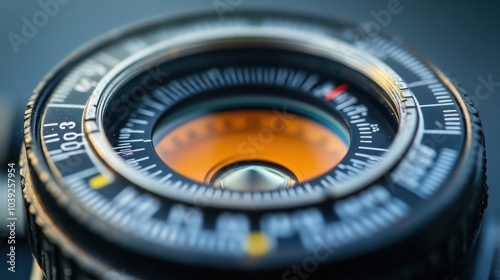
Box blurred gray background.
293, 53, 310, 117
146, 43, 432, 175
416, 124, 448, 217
0, 0, 499, 278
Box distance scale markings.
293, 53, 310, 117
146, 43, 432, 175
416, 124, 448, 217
358, 36, 465, 137
359, 38, 465, 198
62, 170, 271, 256
418, 83, 463, 136
41, 107, 89, 163
40, 46, 130, 164
326, 35, 467, 200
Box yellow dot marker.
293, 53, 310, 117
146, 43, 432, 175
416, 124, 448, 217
89, 174, 111, 189
246, 232, 270, 257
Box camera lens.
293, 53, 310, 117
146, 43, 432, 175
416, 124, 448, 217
20, 10, 486, 280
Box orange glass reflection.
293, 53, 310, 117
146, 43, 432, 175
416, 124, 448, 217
155, 109, 349, 185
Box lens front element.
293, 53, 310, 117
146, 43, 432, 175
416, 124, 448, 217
154, 107, 350, 190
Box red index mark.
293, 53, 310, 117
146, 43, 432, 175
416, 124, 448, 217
324, 83, 349, 101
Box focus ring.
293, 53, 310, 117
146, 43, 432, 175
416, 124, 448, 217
20, 91, 487, 279
21, 150, 101, 279
399, 79, 488, 279
385, 80, 488, 279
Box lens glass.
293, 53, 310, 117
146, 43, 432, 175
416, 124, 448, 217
153, 95, 350, 190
